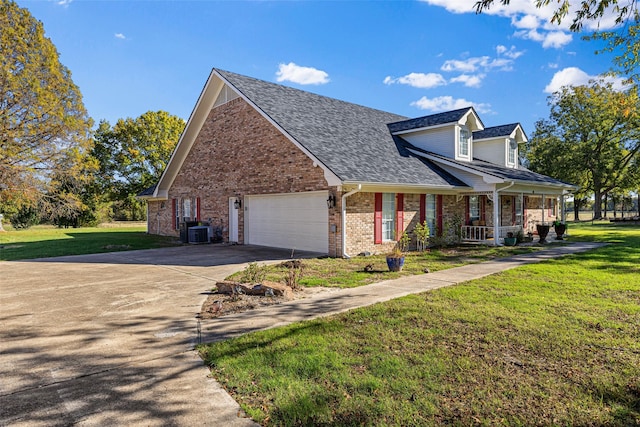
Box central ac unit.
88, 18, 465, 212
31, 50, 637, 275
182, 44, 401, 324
188, 226, 209, 244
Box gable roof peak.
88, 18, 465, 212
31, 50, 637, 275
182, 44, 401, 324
473, 123, 528, 142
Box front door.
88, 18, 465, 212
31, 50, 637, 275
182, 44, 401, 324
229, 197, 239, 243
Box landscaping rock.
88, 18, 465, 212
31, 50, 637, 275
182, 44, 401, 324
216, 280, 294, 299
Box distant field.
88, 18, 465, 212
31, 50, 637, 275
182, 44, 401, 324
0, 222, 178, 261
571, 211, 638, 221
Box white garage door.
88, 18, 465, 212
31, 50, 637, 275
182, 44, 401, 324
246, 191, 328, 253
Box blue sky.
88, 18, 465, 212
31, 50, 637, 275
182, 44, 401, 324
17, 0, 624, 135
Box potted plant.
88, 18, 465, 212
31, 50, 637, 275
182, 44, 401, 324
503, 231, 517, 246
536, 223, 550, 244
553, 219, 567, 240
386, 231, 409, 272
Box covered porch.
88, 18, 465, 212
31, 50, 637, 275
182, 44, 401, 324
460, 190, 567, 245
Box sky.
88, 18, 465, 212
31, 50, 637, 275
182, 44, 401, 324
16, 0, 627, 135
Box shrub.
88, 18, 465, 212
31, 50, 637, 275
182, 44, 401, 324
239, 262, 268, 284
9, 206, 40, 229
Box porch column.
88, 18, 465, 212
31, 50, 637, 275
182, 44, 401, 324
493, 188, 499, 246
542, 194, 545, 224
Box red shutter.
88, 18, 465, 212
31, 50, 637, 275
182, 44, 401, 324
172, 199, 177, 230
419, 194, 426, 224
437, 195, 443, 236
196, 197, 201, 221
396, 193, 404, 241
374, 193, 382, 244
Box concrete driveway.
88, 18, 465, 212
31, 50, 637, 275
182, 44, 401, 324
0, 244, 315, 426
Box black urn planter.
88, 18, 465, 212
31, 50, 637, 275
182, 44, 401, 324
386, 255, 405, 272
536, 224, 550, 244
554, 223, 567, 240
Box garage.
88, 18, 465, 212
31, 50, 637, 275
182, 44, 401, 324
245, 191, 329, 253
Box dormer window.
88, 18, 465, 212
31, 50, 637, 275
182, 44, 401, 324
508, 138, 517, 165
459, 127, 470, 158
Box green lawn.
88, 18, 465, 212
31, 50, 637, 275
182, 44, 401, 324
201, 223, 640, 426
0, 224, 178, 261
226, 244, 546, 289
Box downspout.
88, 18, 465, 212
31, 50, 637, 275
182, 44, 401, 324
341, 184, 362, 258
494, 181, 516, 246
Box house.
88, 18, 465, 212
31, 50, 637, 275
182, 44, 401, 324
139, 68, 577, 257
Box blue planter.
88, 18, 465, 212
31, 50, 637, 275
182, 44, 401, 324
503, 237, 517, 246
386, 256, 405, 272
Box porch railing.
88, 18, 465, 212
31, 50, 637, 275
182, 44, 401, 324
461, 225, 523, 243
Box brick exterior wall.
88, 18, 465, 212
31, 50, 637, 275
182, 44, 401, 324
149, 97, 337, 252
145, 95, 563, 255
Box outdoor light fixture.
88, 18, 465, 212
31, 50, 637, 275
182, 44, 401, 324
327, 193, 336, 209
234, 198, 242, 209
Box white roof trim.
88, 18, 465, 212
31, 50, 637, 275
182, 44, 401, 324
152, 70, 224, 197
152, 69, 342, 198
341, 180, 471, 194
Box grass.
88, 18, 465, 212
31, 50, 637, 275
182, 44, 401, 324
0, 223, 178, 261
200, 223, 640, 426
227, 244, 545, 289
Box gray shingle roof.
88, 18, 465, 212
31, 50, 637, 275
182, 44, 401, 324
473, 123, 523, 140
217, 69, 468, 187
137, 184, 156, 197
387, 108, 478, 134
411, 147, 574, 187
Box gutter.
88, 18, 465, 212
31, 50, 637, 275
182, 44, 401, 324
341, 184, 362, 259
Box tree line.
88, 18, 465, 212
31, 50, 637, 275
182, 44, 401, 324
0, 0, 184, 229
1, 0, 639, 229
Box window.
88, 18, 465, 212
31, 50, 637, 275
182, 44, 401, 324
183, 199, 192, 221
507, 138, 517, 165
382, 193, 396, 241
425, 194, 437, 236
459, 127, 470, 157
469, 195, 480, 222
515, 195, 523, 225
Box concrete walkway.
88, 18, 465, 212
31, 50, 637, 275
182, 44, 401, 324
201, 241, 606, 344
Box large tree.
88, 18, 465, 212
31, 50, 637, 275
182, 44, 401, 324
475, 0, 640, 82
525, 80, 640, 219
0, 0, 93, 225
92, 110, 185, 220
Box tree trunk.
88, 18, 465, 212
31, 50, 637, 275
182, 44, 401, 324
593, 190, 603, 220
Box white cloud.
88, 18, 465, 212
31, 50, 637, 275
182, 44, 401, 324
441, 56, 514, 73
544, 67, 629, 93
383, 72, 447, 89
276, 62, 329, 85
548, 62, 559, 69
57, 0, 72, 6
450, 74, 485, 88
422, 0, 621, 49
496, 45, 524, 59
441, 57, 485, 73
411, 95, 493, 114
514, 28, 573, 48
115, 33, 126, 40
541, 31, 573, 49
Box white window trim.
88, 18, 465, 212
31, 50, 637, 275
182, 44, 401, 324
457, 125, 471, 161
382, 193, 396, 241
